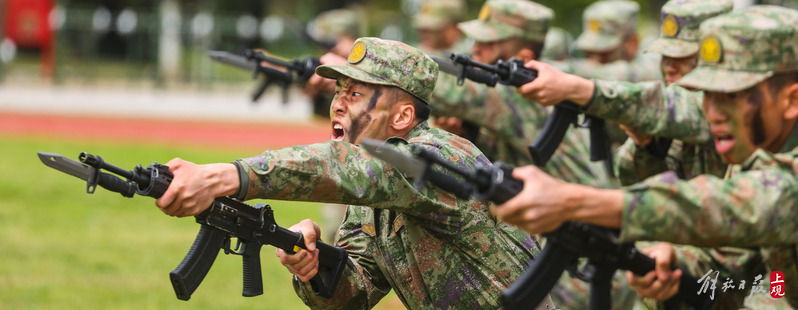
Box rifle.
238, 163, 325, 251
431, 53, 613, 172
37, 152, 347, 301
208, 50, 321, 104
361, 138, 712, 310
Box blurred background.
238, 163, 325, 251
0, 0, 793, 309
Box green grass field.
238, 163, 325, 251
0, 135, 401, 309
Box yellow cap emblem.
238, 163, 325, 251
588, 19, 601, 32
478, 4, 490, 21
348, 41, 366, 64
700, 35, 722, 63
662, 15, 679, 37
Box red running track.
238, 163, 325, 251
0, 112, 331, 151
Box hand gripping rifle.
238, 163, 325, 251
37, 152, 347, 301
208, 49, 321, 104
361, 139, 712, 310
431, 53, 613, 172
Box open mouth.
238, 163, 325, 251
331, 122, 345, 141
714, 134, 735, 154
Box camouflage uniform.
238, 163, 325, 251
551, 0, 661, 83
233, 37, 545, 309
309, 9, 364, 241
432, 0, 612, 189
541, 27, 573, 62
412, 0, 471, 57
613, 0, 732, 185
614, 6, 798, 308
550, 0, 662, 148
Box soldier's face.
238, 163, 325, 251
661, 55, 698, 85
330, 78, 393, 144
471, 40, 515, 64
703, 81, 790, 164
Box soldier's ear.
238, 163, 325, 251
783, 81, 798, 120
391, 101, 416, 131
516, 48, 535, 63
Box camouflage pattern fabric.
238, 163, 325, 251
316, 37, 439, 103
413, 0, 467, 30
457, 0, 552, 43
644, 0, 733, 58
549, 53, 662, 83
621, 124, 798, 307
621, 6, 798, 307
587, 81, 711, 143
309, 9, 361, 43
541, 27, 573, 62
430, 74, 614, 188
676, 5, 798, 92
573, 0, 639, 52
235, 123, 542, 309
614, 137, 726, 186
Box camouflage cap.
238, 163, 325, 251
645, 0, 733, 58
457, 0, 553, 43
413, 0, 467, 30
675, 6, 798, 93
309, 9, 361, 42
573, 0, 639, 52
541, 27, 574, 61
316, 37, 439, 103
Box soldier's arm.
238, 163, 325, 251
429, 74, 542, 140
586, 81, 711, 144
620, 150, 798, 246
614, 138, 671, 186
293, 208, 392, 308
232, 138, 474, 218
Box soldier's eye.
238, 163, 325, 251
353, 92, 362, 97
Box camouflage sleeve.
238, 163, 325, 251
586, 80, 711, 144
429, 74, 540, 141
293, 207, 392, 309
235, 139, 462, 218
619, 151, 798, 247
569, 56, 662, 82
614, 138, 670, 186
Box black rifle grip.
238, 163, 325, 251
624, 248, 712, 309
502, 242, 577, 310
588, 266, 616, 310
241, 241, 264, 297
169, 224, 226, 301
309, 241, 347, 298
529, 103, 580, 166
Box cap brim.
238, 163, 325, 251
644, 38, 698, 58
457, 20, 514, 42
413, 17, 447, 30
675, 66, 774, 93
573, 32, 622, 52
316, 64, 395, 88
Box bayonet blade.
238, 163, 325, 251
37, 152, 92, 181
208, 50, 258, 71
430, 55, 463, 77
360, 138, 424, 178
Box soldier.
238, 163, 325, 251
412, 0, 469, 57
307, 8, 365, 242
430, 0, 612, 189
540, 27, 573, 62
497, 5, 798, 307
154, 37, 552, 309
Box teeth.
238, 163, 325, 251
334, 124, 343, 130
